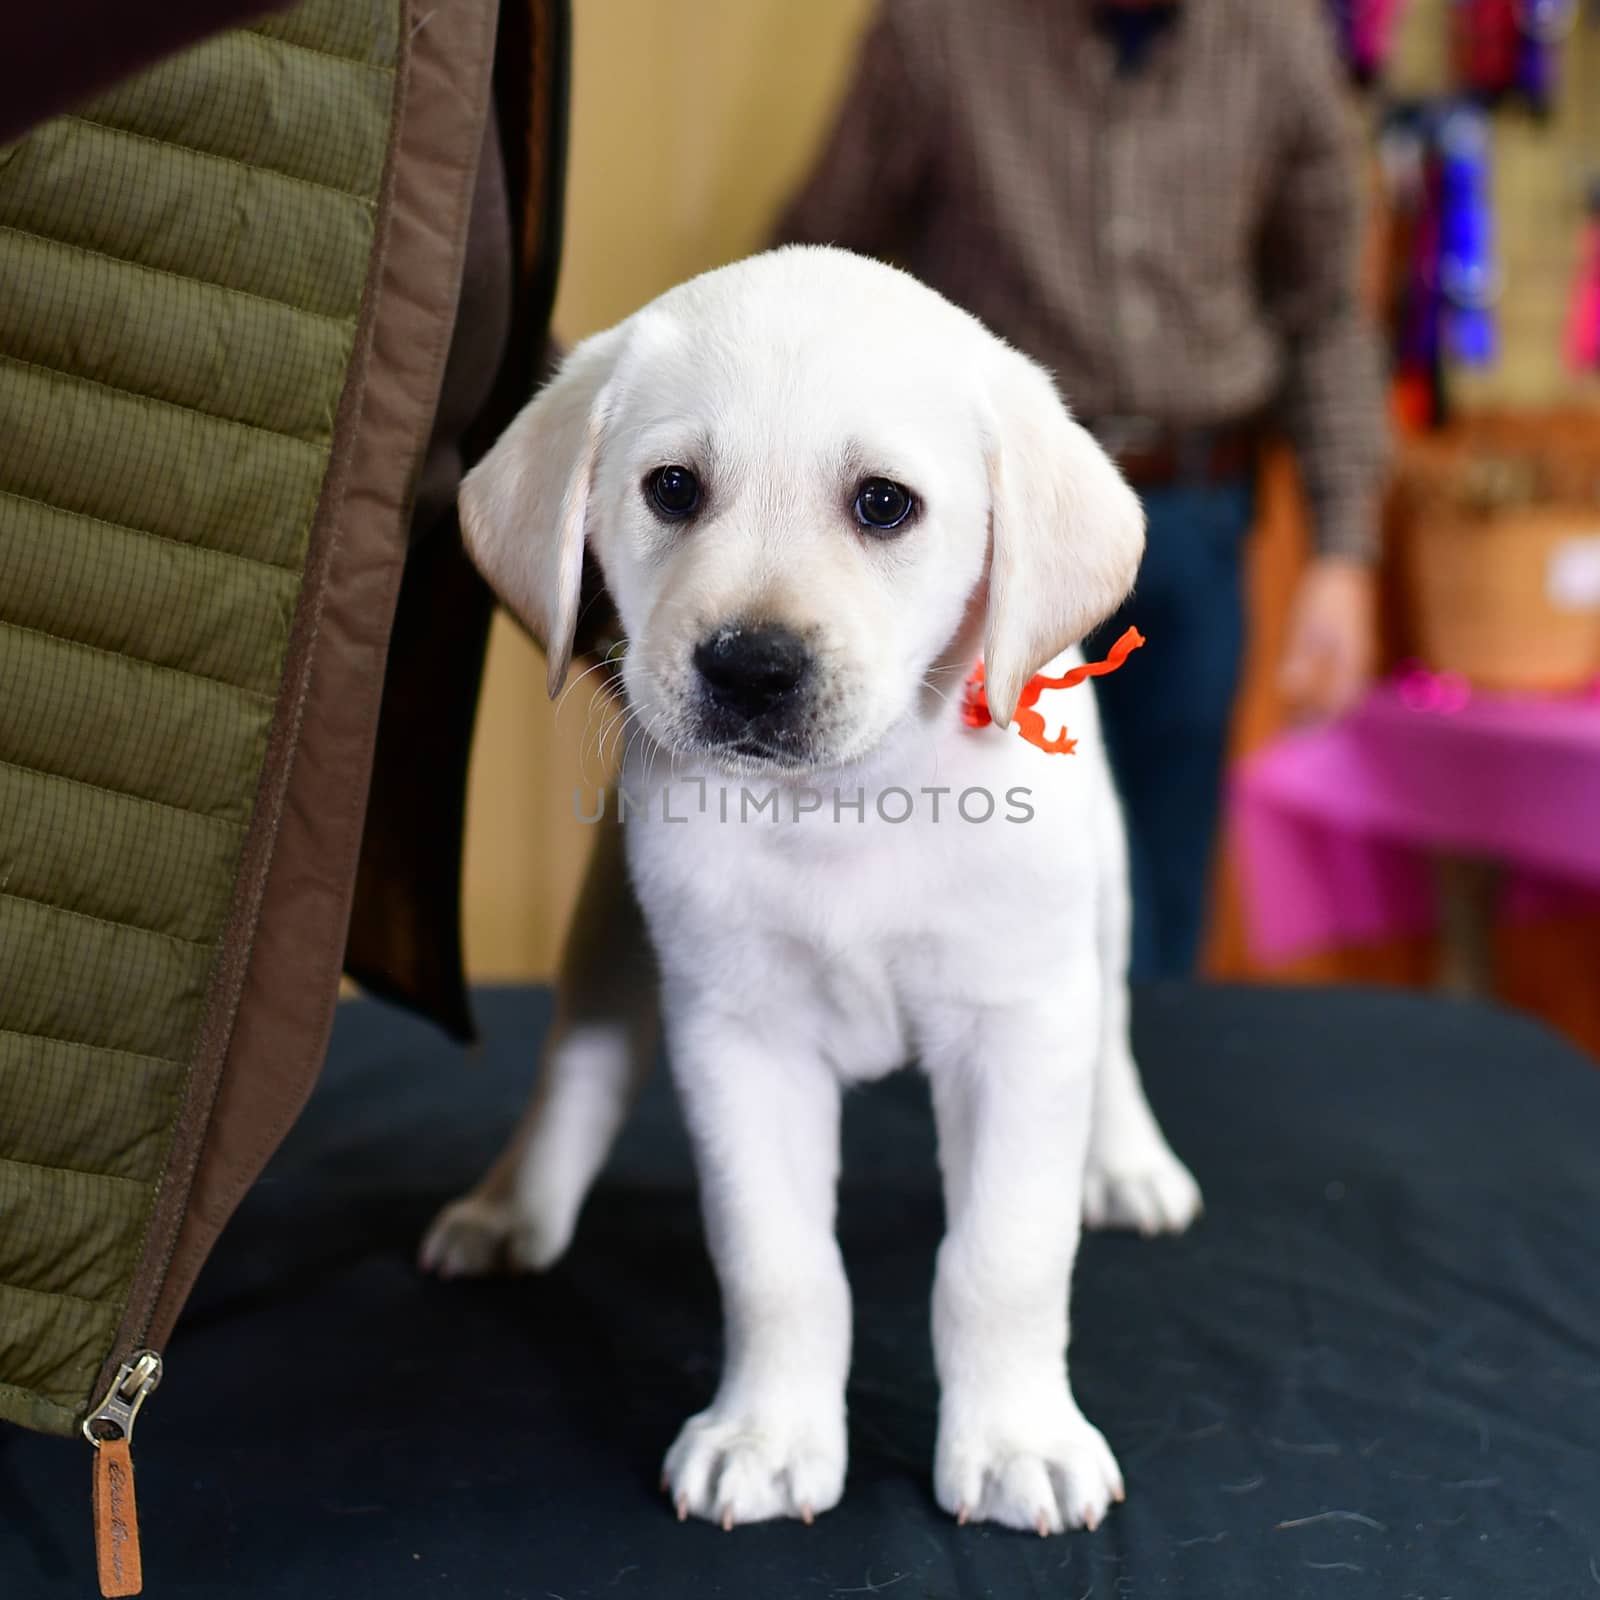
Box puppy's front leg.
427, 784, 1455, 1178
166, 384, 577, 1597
927, 991, 1123, 1535
663, 1005, 850, 1528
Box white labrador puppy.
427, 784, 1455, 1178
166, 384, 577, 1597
423, 247, 1202, 1536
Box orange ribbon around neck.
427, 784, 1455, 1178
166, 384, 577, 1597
961, 626, 1146, 755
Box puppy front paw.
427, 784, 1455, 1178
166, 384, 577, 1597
663, 1403, 846, 1529
936, 1396, 1123, 1535
1083, 1122, 1202, 1236
417, 1189, 573, 1278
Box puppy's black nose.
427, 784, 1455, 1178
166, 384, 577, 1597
694, 623, 810, 721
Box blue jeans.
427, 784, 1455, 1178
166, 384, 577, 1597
1086, 476, 1255, 980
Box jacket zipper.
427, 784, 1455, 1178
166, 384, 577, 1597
84, 1350, 162, 1598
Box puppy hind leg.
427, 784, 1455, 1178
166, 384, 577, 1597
421, 817, 658, 1275
1081, 784, 1202, 1236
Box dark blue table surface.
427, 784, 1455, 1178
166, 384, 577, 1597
6, 983, 1599, 1599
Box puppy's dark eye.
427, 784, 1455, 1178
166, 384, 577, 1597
648, 464, 701, 519
854, 477, 915, 534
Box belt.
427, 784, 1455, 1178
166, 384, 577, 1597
1082, 415, 1261, 488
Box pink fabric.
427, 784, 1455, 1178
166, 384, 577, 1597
1566, 219, 1600, 373
1232, 682, 1600, 961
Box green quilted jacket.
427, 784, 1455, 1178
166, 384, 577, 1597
0, 0, 568, 1585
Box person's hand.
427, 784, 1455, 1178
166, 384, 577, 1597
1278, 556, 1377, 723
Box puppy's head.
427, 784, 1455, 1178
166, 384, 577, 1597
462, 247, 1143, 776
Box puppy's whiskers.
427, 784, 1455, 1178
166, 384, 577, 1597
573, 695, 610, 784
628, 710, 669, 793
581, 690, 640, 787
601, 701, 643, 772
554, 647, 625, 724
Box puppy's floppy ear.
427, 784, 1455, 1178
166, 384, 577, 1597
979, 346, 1146, 728
459, 327, 624, 698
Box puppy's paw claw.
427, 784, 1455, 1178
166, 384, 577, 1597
1083, 1124, 1203, 1236
663, 1405, 845, 1529
417, 1192, 571, 1277
938, 1404, 1123, 1535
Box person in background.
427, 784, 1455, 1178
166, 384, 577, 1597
778, 0, 1388, 978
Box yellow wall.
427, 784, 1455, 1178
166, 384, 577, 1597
462, 0, 874, 980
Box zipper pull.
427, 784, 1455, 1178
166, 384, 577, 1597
84, 1351, 162, 1598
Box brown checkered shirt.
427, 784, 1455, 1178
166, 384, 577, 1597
777, 0, 1389, 560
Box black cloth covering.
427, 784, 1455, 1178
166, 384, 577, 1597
6, 984, 1599, 1598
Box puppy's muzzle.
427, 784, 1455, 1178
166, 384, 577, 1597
693, 622, 813, 753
